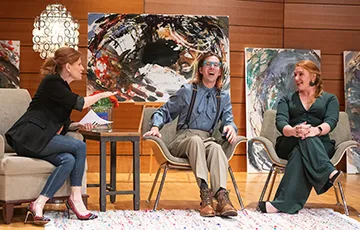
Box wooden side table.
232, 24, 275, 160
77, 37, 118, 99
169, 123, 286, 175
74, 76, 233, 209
80, 130, 140, 211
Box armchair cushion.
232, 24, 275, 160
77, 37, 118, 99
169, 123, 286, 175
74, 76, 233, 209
0, 156, 54, 175
0, 89, 31, 153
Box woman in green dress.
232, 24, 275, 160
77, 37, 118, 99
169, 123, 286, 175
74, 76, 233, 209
257, 60, 343, 214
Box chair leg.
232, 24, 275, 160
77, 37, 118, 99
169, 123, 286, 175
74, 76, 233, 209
228, 165, 245, 210
147, 166, 163, 203
2, 203, 15, 224
259, 165, 274, 202
333, 184, 341, 205
153, 164, 169, 211
337, 181, 349, 216
266, 169, 278, 201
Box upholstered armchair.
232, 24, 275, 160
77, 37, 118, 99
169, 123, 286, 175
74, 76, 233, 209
0, 88, 88, 224
248, 109, 358, 215
141, 107, 247, 211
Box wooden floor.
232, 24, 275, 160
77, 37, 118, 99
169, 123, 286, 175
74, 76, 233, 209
1, 172, 359, 229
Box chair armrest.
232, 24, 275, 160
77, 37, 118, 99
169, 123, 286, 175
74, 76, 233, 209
248, 136, 287, 167
331, 140, 359, 166
143, 136, 189, 165
221, 135, 247, 160
0, 134, 4, 158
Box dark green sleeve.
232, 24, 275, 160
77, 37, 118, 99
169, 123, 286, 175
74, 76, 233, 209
324, 94, 339, 131
275, 95, 290, 135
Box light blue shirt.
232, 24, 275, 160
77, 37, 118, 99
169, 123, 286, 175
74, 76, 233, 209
152, 83, 237, 134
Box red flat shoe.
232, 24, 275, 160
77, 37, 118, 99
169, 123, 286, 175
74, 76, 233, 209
66, 198, 98, 220
24, 202, 51, 225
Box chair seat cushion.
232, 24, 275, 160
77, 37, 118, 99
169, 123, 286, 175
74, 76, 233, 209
0, 155, 55, 175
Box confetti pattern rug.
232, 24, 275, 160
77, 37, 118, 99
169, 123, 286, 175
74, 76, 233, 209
44, 208, 360, 230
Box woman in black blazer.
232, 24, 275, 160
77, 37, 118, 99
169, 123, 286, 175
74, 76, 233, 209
6, 47, 116, 225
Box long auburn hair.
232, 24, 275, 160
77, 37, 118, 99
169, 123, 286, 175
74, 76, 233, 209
191, 52, 224, 89
295, 60, 323, 98
40, 47, 81, 77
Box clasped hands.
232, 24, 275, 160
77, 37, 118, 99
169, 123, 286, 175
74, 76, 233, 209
294, 122, 319, 139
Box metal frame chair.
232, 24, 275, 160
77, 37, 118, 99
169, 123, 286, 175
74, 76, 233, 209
141, 107, 247, 211
248, 110, 358, 215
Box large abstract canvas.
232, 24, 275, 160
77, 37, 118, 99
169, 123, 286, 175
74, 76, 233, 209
344, 51, 360, 174
0, 40, 20, 88
87, 13, 230, 102
245, 48, 321, 173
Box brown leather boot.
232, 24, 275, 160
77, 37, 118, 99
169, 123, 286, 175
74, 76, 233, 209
215, 190, 237, 217
199, 189, 215, 217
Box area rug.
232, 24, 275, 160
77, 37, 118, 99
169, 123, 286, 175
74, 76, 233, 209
44, 208, 360, 230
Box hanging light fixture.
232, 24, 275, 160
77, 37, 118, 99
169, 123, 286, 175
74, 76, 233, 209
32, 4, 79, 59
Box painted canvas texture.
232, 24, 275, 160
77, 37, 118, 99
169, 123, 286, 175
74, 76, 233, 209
344, 51, 360, 174
245, 48, 321, 173
87, 13, 230, 102
0, 40, 20, 88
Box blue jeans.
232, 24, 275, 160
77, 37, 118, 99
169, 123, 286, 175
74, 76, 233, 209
37, 134, 86, 198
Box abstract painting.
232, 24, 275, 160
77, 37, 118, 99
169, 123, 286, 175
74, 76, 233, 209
87, 13, 230, 102
344, 51, 360, 174
245, 48, 321, 173
0, 40, 20, 88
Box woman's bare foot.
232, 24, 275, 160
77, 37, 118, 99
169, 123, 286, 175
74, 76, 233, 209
69, 196, 89, 216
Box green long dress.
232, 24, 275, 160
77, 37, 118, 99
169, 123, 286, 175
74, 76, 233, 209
271, 91, 339, 214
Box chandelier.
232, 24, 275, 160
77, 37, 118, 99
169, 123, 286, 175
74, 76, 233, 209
32, 4, 79, 59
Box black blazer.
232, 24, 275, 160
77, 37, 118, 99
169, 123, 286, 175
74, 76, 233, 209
5, 74, 82, 156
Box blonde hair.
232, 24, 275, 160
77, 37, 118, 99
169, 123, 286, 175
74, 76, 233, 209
192, 52, 223, 89
40, 47, 81, 77
295, 60, 323, 98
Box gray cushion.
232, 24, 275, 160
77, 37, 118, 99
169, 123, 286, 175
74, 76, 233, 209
0, 89, 31, 152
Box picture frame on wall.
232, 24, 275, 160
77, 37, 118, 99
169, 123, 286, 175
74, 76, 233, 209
344, 51, 360, 174
87, 13, 230, 102
0, 40, 20, 88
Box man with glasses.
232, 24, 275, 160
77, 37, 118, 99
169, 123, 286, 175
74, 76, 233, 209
144, 52, 238, 217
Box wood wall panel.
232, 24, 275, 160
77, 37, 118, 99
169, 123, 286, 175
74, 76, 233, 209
285, 4, 360, 30
230, 26, 283, 52
0, 19, 88, 47
229, 155, 247, 172
19, 46, 88, 73
284, 29, 360, 55
230, 77, 245, 103
322, 79, 344, 104
285, 0, 360, 4
232, 103, 246, 130
145, 0, 284, 27
0, 0, 143, 20
230, 52, 244, 77
321, 55, 344, 80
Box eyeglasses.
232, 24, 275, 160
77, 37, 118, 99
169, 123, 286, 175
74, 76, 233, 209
203, 60, 222, 68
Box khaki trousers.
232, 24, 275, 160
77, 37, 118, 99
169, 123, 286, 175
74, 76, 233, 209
169, 129, 228, 193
